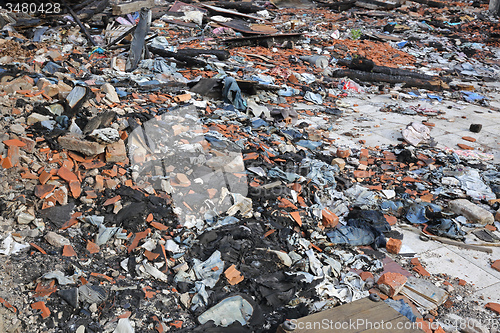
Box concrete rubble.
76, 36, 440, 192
0, 0, 500, 332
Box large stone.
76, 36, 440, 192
449, 199, 494, 225
27, 113, 51, 125
101, 83, 120, 103
105, 139, 127, 163
45, 231, 71, 247
58, 134, 105, 156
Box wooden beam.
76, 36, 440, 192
112, 0, 154, 16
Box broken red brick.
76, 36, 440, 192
491, 260, 500, 272
30, 242, 47, 255
86, 241, 100, 254
3, 139, 26, 147
150, 221, 169, 231
225, 264, 244, 285
103, 195, 121, 206
336, 148, 351, 158
458, 279, 467, 286
377, 272, 407, 297
457, 143, 474, 150
90, 272, 114, 283
128, 228, 151, 253
384, 215, 397, 226
290, 211, 302, 226
31, 301, 51, 319
359, 271, 374, 281
386, 238, 402, 254
485, 302, 500, 315
34, 184, 56, 199
144, 250, 160, 261
0, 297, 17, 313
322, 209, 339, 228
462, 136, 476, 142
62, 245, 77, 257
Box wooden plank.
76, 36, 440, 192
112, 0, 154, 15
278, 297, 425, 333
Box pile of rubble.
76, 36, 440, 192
0, 0, 500, 332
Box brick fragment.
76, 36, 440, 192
386, 238, 402, 254
322, 209, 339, 228
58, 134, 105, 156
377, 272, 407, 297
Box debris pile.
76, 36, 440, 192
0, 0, 500, 332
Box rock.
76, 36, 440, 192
89, 128, 120, 144
27, 113, 51, 125
469, 124, 482, 133
106, 140, 127, 163
386, 238, 402, 254
462, 318, 489, 333
449, 199, 494, 225
377, 272, 407, 297
44, 231, 71, 247
101, 83, 120, 103
17, 212, 35, 225
331, 158, 346, 170
58, 134, 105, 156
9, 124, 25, 134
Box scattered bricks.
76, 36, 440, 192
449, 199, 494, 225
457, 143, 474, 150
31, 301, 51, 319
412, 264, 430, 277
353, 170, 371, 178
225, 264, 244, 285
377, 272, 407, 297
290, 211, 302, 226
58, 134, 105, 156
69, 180, 82, 198
35, 184, 56, 199
386, 238, 402, 254
331, 158, 346, 170
322, 209, 339, 228
106, 139, 127, 163
128, 228, 151, 253
57, 166, 78, 182
359, 148, 369, 160
469, 124, 482, 133
359, 271, 373, 281
491, 260, 500, 272
458, 279, 467, 286
384, 215, 397, 226
485, 302, 500, 315
336, 148, 351, 158
86, 241, 100, 254
462, 136, 476, 142
368, 288, 388, 300
38, 169, 52, 185
44, 231, 71, 247
173, 93, 191, 103
3, 139, 26, 147
62, 245, 77, 257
